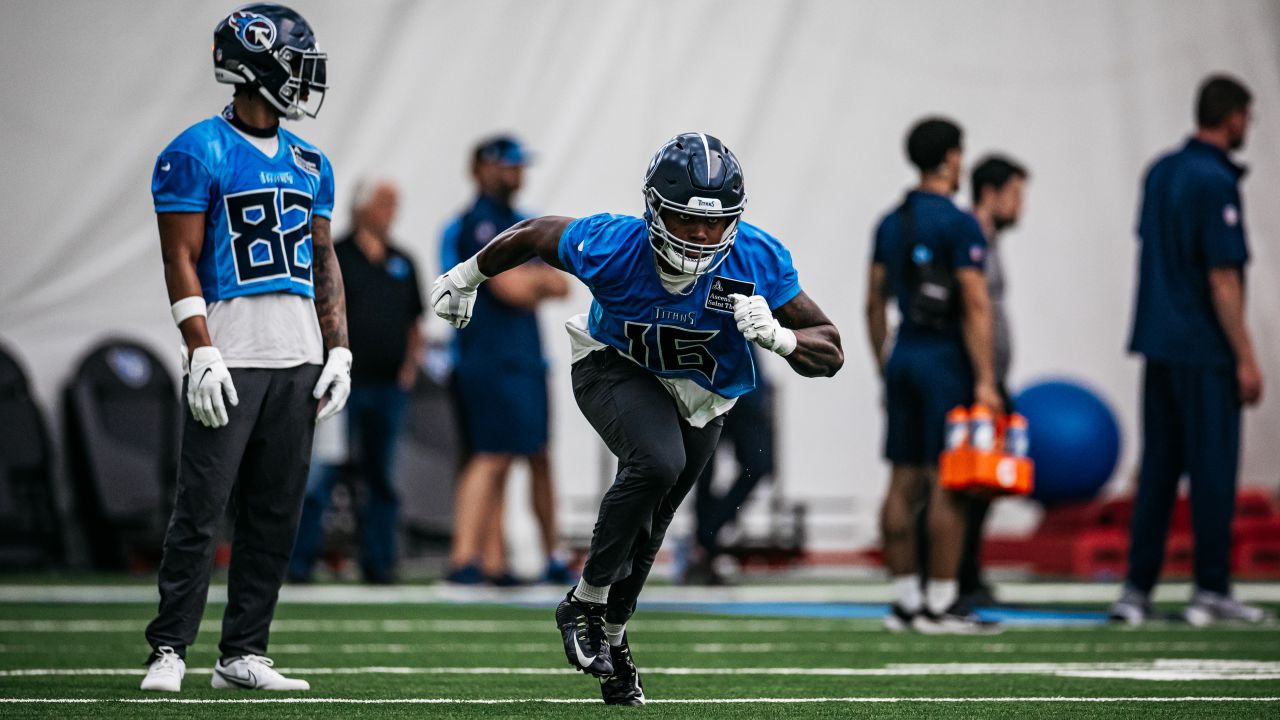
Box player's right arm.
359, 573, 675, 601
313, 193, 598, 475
956, 267, 1002, 413
158, 211, 240, 428
431, 216, 575, 329
158, 212, 213, 351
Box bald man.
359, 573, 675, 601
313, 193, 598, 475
289, 178, 425, 585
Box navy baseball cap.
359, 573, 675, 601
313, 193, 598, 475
474, 135, 531, 166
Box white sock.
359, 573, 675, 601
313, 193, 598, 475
926, 579, 958, 615
603, 621, 626, 647
893, 575, 922, 613
573, 578, 610, 605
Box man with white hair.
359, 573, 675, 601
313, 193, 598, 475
289, 178, 425, 585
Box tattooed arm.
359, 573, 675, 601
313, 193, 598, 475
773, 291, 844, 378
311, 216, 349, 351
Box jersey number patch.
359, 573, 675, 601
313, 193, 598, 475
225, 188, 314, 286
623, 322, 718, 384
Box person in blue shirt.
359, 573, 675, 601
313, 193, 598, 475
1111, 75, 1269, 627
432, 133, 843, 704
141, 5, 350, 693
865, 118, 1001, 634
440, 136, 571, 586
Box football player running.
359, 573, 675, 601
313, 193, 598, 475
432, 133, 843, 704
141, 4, 349, 693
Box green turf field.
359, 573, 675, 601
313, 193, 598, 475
1, 594, 1278, 719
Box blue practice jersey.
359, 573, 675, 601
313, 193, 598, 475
151, 113, 335, 302
558, 214, 801, 399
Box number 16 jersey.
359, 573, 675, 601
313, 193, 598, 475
557, 213, 801, 425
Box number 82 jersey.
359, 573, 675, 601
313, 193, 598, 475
151, 114, 335, 302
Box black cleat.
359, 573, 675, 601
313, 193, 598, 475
882, 603, 917, 633
555, 591, 613, 677
600, 633, 645, 705
912, 605, 1002, 635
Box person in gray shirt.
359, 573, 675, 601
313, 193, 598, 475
957, 155, 1027, 608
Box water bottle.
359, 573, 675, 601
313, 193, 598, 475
1006, 412, 1030, 457
969, 404, 996, 452
945, 406, 970, 450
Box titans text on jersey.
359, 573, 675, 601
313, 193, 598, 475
151, 112, 335, 302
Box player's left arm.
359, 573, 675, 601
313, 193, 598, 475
312, 216, 348, 351
773, 291, 844, 378
311, 215, 353, 421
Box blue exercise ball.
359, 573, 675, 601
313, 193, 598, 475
1013, 379, 1122, 504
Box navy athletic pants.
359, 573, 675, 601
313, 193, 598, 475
1126, 361, 1241, 595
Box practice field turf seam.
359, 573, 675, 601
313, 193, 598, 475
2, 618, 1276, 634
5, 582, 1280, 605
0, 640, 1252, 655
2, 696, 1278, 705
4, 660, 1278, 681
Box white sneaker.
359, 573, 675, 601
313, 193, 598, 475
140, 646, 185, 692
212, 655, 310, 691
1184, 589, 1272, 627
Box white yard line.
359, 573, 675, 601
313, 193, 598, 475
5, 617, 1274, 634
2, 582, 1278, 605
0, 696, 1277, 705
3, 660, 1278, 681
0, 640, 1250, 655
0, 619, 808, 634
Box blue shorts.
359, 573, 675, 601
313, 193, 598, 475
453, 362, 549, 455
882, 340, 973, 465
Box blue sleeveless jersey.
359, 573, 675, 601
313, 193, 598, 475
558, 214, 801, 398
151, 114, 335, 302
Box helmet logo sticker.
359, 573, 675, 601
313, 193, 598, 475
687, 196, 722, 210
229, 10, 277, 52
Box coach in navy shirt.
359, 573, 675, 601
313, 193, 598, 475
440, 136, 571, 585
1112, 75, 1268, 626
866, 118, 1001, 633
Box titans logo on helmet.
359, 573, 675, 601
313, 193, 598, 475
229, 10, 277, 52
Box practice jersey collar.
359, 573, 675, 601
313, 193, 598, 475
222, 103, 280, 139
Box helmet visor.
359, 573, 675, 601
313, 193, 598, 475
645, 187, 743, 278
279, 46, 327, 119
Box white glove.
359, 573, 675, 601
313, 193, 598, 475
730, 293, 797, 356
313, 347, 353, 424
430, 256, 488, 329
188, 346, 239, 429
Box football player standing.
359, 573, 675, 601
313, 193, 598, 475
432, 133, 843, 704
140, 4, 349, 693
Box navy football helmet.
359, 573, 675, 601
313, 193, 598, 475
643, 133, 747, 278
213, 4, 327, 120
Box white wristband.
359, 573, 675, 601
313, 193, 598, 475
171, 296, 207, 326
451, 255, 489, 290
773, 326, 797, 357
